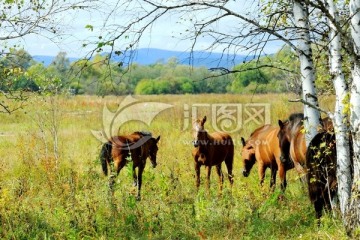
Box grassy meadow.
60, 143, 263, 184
0, 93, 348, 239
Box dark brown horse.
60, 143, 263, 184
192, 116, 234, 192
241, 124, 292, 191
306, 131, 337, 220
278, 113, 333, 175
100, 131, 160, 200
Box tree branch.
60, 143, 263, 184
289, 98, 333, 117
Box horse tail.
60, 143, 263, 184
225, 136, 235, 184
306, 150, 319, 203
227, 137, 235, 166
100, 142, 112, 176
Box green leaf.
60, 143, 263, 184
85, 24, 93, 31
310, 177, 317, 183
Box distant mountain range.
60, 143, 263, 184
32, 55, 78, 66
33, 48, 250, 69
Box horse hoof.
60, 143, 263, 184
278, 194, 285, 201
136, 196, 141, 201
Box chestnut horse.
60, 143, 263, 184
100, 131, 160, 200
277, 113, 306, 175
278, 113, 333, 175
241, 124, 293, 191
192, 116, 234, 192
306, 131, 337, 220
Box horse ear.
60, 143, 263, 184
278, 120, 284, 128
241, 137, 246, 146
155, 136, 160, 143
202, 116, 207, 125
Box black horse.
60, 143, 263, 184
306, 131, 337, 220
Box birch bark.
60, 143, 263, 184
347, 0, 360, 233
292, 0, 321, 145
326, 0, 352, 218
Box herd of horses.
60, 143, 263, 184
99, 113, 337, 221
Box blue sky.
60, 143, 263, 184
11, 1, 283, 58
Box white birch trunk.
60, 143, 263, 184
347, 0, 360, 232
327, 0, 352, 218
293, 0, 321, 145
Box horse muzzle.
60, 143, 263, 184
242, 170, 249, 177
193, 140, 199, 147
151, 162, 157, 168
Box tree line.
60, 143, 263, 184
1, 46, 330, 96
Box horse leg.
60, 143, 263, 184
225, 155, 234, 186
215, 164, 224, 193
270, 166, 277, 190
206, 165, 211, 194
258, 163, 265, 186
314, 198, 324, 223
133, 165, 137, 187
108, 157, 126, 195
136, 166, 144, 201
278, 164, 287, 191
195, 162, 201, 190
108, 157, 119, 195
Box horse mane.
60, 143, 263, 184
132, 131, 153, 137
287, 112, 304, 132
198, 127, 214, 142
288, 113, 304, 122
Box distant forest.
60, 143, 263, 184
0, 46, 333, 96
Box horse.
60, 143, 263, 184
192, 116, 234, 193
99, 131, 160, 200
277, 113, 333, 175
277, 113, 306, 175
241, 124, 293, 191
306, 131, 337, 221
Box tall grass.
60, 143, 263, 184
0, 93, 347, 239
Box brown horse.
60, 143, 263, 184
278, 113, 333, 175
277, 113, 306, 175
100, 131, 160, 200
241, 124, 292, 191
192, 116, 234, 192
306, 131, 337, 220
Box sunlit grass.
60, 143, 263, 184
0, 93, 345, 239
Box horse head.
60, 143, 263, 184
148, 135, 160, 168
241, 137, 256, 177
277, 120, 291, 163
192, 116, 207, 147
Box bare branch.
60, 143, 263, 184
289, 98, 332, 117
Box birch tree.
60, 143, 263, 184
347, 0, 360, 234
292, 0, 321, 145
325, 0, 352, 218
